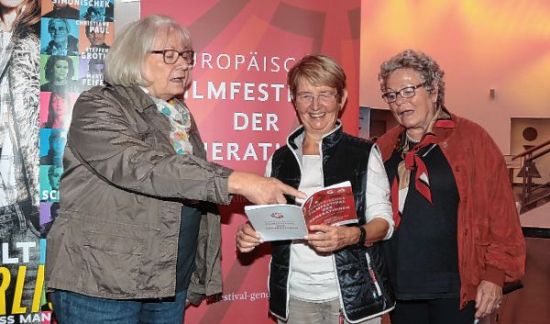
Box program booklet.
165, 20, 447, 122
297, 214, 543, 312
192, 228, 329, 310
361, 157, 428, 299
244, 181, 357, 241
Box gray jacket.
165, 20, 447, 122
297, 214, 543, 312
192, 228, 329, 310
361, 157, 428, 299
46, 84, 232, 303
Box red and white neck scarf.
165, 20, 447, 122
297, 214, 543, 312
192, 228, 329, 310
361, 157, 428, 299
391, 109, 455, 228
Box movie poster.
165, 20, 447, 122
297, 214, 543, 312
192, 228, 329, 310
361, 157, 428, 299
0, 0, 44, 322
78, 19, 112, 90
36, 1, 113, 322
37, 0, 114, 234
0, 1, 112, 323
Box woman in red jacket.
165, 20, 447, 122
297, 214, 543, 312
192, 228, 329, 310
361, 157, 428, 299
375, 49, 525, 324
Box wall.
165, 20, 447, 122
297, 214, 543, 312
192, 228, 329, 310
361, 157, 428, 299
114, 0, 140, 30
359, 0, 550, 154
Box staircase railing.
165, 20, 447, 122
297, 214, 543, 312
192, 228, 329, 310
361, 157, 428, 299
512, 140, 550, 213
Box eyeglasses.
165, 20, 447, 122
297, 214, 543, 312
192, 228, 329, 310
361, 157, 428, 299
295, 91, 338, 106
381, 83, 426, 103
150, 49, 195, 65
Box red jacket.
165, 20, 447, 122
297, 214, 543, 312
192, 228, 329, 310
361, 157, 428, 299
377, 113, 525, 307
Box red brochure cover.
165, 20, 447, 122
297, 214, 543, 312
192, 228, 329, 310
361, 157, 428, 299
302, 181, 357, 227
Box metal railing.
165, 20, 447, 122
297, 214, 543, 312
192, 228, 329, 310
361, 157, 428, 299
512, 139, 550, 213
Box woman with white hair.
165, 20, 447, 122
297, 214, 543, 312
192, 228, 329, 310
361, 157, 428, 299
46, 15, 303, 323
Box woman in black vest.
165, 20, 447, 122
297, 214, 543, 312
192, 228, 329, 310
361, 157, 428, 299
237, 54, 395, 324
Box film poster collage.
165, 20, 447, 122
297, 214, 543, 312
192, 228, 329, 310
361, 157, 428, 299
0, 1, 113, 323
39, 0, 113, 239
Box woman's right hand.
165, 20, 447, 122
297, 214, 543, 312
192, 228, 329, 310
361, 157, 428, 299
236, 223, 262, 253
228, 171, 306, 205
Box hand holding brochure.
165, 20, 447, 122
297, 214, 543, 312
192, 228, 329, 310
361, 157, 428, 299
244, 181, 357, 241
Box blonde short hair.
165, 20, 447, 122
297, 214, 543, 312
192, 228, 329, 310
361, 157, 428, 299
287, 54, 346, 103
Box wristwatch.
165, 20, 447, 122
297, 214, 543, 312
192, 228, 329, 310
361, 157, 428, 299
357, 226, 367, 246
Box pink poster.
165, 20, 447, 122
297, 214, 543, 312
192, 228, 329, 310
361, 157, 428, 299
142, 1, 361, 322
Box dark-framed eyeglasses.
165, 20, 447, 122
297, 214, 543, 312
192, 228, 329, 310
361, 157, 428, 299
150, 49, 195, 65
381, 82, 426, 103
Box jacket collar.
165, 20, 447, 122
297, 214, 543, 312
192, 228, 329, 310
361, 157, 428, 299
378, 107, 456, 160
105, 82, 156, 113
287, 120, 344, 152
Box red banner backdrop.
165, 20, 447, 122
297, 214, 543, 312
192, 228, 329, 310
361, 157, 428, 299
142, 1, 361, 322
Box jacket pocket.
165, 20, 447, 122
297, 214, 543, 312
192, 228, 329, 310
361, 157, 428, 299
336, 245, 394, 321
81, 230, 144, 294
474, 242, 489, 270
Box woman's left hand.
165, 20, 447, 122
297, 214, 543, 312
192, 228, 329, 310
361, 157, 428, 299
474, 280, 503, 319
305, 224, 359, 253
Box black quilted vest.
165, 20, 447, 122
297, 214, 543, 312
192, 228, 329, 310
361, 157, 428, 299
268, 125, 395, 322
